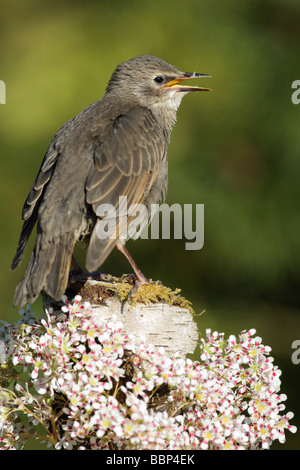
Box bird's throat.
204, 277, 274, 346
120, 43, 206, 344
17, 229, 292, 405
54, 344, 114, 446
150, 92, 183, 134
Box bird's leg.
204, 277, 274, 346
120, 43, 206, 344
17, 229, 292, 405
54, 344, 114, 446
70, 255, 109, 282
71, 255, 84, 274
69, 255, 92, 282
116, 240, 149, 293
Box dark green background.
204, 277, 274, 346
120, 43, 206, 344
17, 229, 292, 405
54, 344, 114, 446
1, 0, 300, 449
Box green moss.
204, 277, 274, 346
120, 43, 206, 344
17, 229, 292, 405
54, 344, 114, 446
112, 276, 194, 313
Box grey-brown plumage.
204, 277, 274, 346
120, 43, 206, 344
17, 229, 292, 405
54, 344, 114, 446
11, 55, 211, 307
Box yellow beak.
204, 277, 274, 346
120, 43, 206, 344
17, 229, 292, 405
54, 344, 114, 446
165, 72, 212, 92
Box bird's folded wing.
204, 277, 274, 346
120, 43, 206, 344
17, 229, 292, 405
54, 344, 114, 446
11, 131, 66, 271
21, 118, 76, 221
85, 106, 166, 270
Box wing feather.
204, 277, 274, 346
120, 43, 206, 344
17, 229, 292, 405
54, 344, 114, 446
85, 106, 166, 270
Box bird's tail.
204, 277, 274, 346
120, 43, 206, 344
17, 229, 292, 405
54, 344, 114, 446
13, 231, 76, 307
11, 206, 39, 272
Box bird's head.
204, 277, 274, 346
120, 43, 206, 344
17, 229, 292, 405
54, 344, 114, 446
106, 55, 211, 112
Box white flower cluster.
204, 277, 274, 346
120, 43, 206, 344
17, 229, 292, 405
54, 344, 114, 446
0, 296, 296, 450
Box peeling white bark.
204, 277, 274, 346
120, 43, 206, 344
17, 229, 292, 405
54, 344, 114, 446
43, 279, 199, 358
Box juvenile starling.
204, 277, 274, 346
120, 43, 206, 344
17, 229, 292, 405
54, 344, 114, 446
11, 55, 211, 307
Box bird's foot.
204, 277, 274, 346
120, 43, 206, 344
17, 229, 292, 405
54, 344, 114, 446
69, 269, 110, 284
126, 272, 150, 301
70, 255, 111, 283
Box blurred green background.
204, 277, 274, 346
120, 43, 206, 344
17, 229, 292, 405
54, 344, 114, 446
1, 0, 300, 449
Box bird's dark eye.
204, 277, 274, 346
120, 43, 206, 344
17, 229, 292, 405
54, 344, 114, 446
153, 76, 165, 84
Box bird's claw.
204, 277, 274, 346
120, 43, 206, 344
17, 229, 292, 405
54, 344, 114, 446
126, 273, 151, 301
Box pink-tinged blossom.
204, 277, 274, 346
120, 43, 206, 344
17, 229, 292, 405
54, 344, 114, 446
0, 299, 296, 450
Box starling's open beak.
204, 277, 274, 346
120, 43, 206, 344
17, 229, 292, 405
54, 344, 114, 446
165, 72, 212, 92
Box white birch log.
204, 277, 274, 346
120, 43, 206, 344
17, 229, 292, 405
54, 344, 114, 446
43, 278, 199, 358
